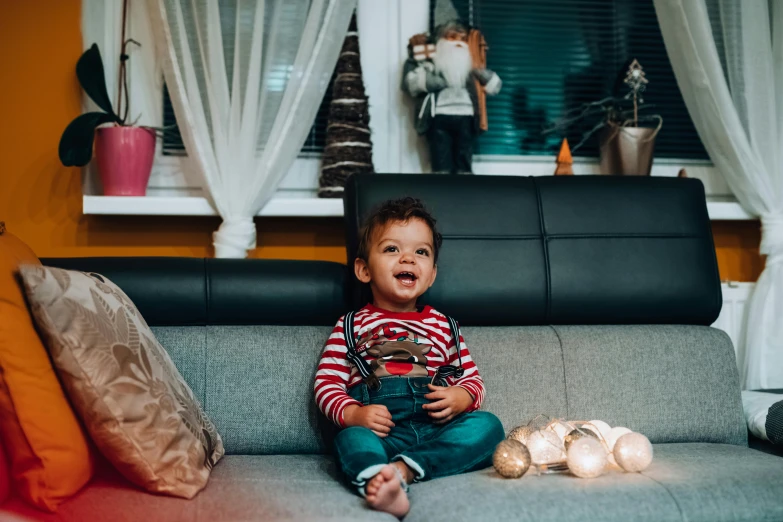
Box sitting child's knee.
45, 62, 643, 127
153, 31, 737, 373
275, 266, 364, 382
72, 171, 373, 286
467, 411, 505, 438
336, 425, 377, 442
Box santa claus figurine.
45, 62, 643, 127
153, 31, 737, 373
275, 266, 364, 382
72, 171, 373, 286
402, 17, 501, 174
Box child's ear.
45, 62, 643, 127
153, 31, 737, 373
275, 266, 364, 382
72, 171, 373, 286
354, 257, 372, 283
428, 264, 438, 288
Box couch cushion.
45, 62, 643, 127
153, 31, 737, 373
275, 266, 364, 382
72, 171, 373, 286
0, 434, 9, 505
153, 325, 570, 455
5, 446, 780, 522
463, 326, 567, 432
554, 325, 747, 445
207, 325, 336, 455
154, 325, 337, 455
0, 456, 396, 522
405, 443, 783, 522
20, 266, 224, 499
0, 229, 95, 511
642, 443, 783, 521
153, 324, 745, 454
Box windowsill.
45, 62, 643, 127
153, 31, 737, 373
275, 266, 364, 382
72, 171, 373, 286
82, 193, 755, 220
706, 196, 755, 220
82, 192, 343, 217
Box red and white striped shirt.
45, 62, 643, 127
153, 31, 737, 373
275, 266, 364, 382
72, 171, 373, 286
314, 304, 486, 427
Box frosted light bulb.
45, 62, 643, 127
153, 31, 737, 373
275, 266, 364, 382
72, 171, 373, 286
613, 433, 654, 472
567, 437, 608, 479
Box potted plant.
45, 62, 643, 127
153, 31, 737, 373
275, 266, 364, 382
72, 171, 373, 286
544, 59, 663, 176
59, 35, 158, 196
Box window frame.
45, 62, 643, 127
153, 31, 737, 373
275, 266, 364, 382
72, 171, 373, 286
80, 0, 732, 203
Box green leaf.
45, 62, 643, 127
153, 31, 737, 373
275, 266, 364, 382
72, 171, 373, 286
77, 44, 120, 119
59, 112, 116, 167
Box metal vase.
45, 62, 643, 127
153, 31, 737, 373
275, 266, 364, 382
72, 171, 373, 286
599, 126, 657, 176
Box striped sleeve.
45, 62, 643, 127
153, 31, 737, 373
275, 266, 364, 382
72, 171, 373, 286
314, 316, 362, 427
448, 326, 486, 412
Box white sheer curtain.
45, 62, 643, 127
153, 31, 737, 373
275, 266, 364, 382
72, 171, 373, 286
653, 0, 783, 389
147, 0, 356, 258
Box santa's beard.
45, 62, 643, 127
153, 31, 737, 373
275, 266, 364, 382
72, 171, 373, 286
434, 39, 473, 87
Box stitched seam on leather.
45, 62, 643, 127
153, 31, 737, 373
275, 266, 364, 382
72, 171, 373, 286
440, 233, 703, 240
533, 179, 552, 321
549, 325, 569, 419
440, 235, 542, 240
545, 233, 702, 239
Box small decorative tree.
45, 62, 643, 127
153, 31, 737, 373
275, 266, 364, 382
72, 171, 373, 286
624, 59, 648, 127
554, 138, 573, 175
318, 14, 374, 198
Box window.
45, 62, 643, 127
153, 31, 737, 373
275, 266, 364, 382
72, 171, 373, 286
451, 0, 708, 160
160, 3, 334, 157
161, 82, 332, 156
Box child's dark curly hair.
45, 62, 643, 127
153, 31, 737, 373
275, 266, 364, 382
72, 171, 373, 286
357, 197, 443, 263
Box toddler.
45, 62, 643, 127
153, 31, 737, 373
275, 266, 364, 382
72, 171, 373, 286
314, 197, 504, 518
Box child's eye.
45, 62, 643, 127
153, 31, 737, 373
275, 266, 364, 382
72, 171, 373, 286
416, 249, 430, 256
384, 246, 398, 253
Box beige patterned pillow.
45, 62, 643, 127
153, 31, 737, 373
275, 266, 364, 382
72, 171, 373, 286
19, 265, 224, 499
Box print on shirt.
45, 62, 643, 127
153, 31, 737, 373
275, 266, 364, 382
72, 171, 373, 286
358, 323, 433, 378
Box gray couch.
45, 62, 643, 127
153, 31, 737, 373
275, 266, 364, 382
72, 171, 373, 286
6, 175, 783, 521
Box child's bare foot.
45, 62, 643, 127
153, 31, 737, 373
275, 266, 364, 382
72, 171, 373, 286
365, 464, 410, 518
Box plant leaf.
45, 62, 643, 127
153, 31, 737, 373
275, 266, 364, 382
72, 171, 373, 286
77, 44, 118, 118
59, 112, 115, 166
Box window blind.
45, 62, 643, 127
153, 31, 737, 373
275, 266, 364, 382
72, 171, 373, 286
162, 83, 331, 156
161, 2, 333, 156
451, 0, 710, 159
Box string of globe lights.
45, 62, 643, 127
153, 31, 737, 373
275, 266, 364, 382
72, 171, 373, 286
493, 415, 654, 479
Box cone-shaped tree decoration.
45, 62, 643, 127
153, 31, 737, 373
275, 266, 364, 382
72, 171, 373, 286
554, 138, 574, 175
318, 14, 374, 198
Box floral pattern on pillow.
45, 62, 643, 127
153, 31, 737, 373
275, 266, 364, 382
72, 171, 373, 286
20, 265, 223, 498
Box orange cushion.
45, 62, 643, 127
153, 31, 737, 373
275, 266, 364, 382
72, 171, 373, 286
0, 432, 9, 504
0, 225, 94, 511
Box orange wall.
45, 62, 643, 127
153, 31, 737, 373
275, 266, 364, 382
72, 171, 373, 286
712, 221, 763, 282
0, 0, 346, 264
0, 0, 763, 280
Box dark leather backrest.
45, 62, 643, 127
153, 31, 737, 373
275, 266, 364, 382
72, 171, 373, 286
39, 257, 348, 326
343, 174, 722, 326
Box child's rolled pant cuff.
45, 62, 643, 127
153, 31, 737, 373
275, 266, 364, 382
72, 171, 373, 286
392, 454, 426, 482
352, 463, 387, 497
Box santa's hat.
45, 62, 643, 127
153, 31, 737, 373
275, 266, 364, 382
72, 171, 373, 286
430, 0, 470, 37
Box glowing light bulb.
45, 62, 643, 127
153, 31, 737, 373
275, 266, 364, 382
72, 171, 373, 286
613, 433, 653, 472
567, 437, 608, 479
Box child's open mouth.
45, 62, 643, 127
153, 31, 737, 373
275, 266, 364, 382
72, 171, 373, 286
395, 272, 417, 286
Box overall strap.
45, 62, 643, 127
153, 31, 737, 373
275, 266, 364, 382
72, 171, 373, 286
343, 311, 373, 379
432, 315, 465, 385
343, 310, 464, 387
446, 316, 464, 371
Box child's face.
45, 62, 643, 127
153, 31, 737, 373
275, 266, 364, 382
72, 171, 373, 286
354, 218, 438, 313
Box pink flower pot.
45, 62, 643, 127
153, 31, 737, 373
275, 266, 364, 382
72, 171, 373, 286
95, 126, 156, 196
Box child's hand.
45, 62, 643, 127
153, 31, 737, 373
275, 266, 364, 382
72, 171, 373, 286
423, 384, 474, 424
343, 404, 395, 438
